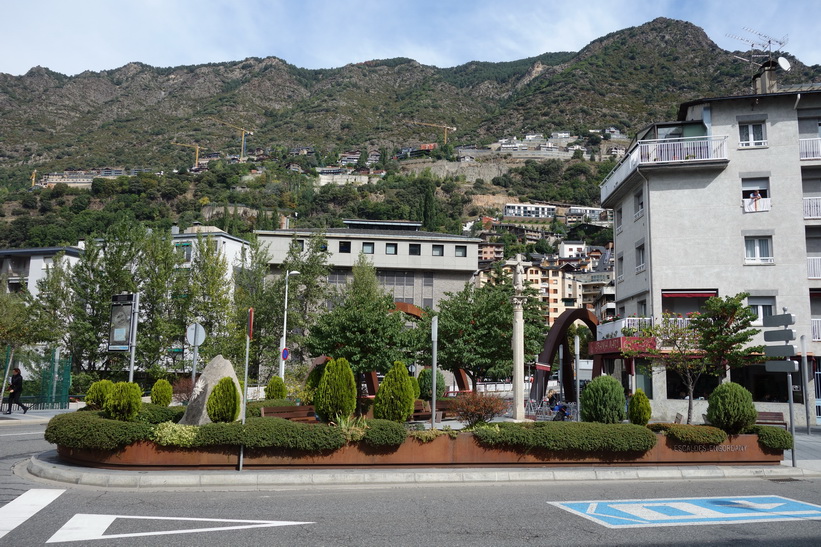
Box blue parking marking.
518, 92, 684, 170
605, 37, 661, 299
549, 496, 821, 529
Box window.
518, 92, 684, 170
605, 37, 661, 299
742, 177, 771, 212
328, 269, 348, 285
175, 242, 192, 262
633, 190, 644, 220
296, 239, 305, 251
423, 272, 434, 287
615, 208, 623, 234
745, 236, 774, 264
637, 300, 647, 317
409, 243, 421, 256
617, 256, 624, 282
362, 242, 374, 254
339, 241, 351, 253
739, 122, 767, 147
432, 244, 444, 256
423, 298, 433, 309
455, 245, 467, 257
386, 243, 397, 255
748, 296, 775, 325
635, 244, 646, 273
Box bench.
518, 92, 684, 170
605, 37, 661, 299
260, 405, 318, 423
756, 411, 788, 429
410, 400, 442, 422
432, 398, 459, 419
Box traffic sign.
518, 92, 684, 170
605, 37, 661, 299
765, 360, 798, 373
186, 323, 206, 347
763, 329, 796, 342
282, 347, 290, 360
764, 345, 796, 358
763, 313, 796, 328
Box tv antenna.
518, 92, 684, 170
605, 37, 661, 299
727, 27, 789, 67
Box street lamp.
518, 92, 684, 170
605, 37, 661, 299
278, 270, 300, 379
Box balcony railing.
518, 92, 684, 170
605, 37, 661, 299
808, 257, 821, 279
813, 318, 821, 341
597, 317, 654, 339
600, 136, 728, 204
742, 197, 771, 213
804, 197, 821, 219
800, 138, 821, 160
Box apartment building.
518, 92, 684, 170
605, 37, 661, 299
0, 247, 83, 295
592, 64, 821, 423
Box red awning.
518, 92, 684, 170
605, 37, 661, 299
534, 363, 551, 371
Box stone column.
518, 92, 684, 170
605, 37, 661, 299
508, 253, 529, 422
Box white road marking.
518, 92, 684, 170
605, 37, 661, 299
46, 514, 314, 542
0, 432, 43, 437
0, 489, 65, 539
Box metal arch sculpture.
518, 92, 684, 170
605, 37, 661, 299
535, 308, 601, 403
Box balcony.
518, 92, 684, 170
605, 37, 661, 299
600, 136, 729, 205
597, 317, 654, 339
808, 257, 821, 279
804, 197, 821, 219
743, 197, 771, 213
800, 138, 821, 160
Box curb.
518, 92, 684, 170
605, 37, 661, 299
20, 451, 821, 491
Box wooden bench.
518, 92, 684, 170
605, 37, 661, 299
410, 400, 442, 422
260, 405, 318, 423
432, 398, 459, 419
756, 411, 788, 429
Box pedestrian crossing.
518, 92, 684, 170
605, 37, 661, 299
0, 489, 65, 539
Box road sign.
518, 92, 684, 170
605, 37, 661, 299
763, 313, 796, 328
764, 345, 796, 358
765, 360, 798, 373
550, 495, 821, 529
282, 347, 290, 361
763, 329, 796, 342
186, 323, 206, 347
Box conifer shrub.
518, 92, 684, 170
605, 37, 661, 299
151, 421, 199, 448
84, 379, 114, 410
451, 392, 508, 428
363, 419, 407, 447
707, 382, 757, 434
314, 358, 356, 422
102, 382, 143, 422
150, 379, 173, 407
373, 361, 415, 422
409, 375, 421, 401
206, 377, 241, 423
627, 388, 651, 426
241, 417, 347, 451
473, 421, 657, 452
136, 403, 185, 424
303, 363, 326, 405
44, 411, 152, 450
580, 375, 625, 424
417, 368, 446, 400
264, 376, 288, 400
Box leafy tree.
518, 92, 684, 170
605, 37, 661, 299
186, 234, 234, 362
0, 284, 42, 388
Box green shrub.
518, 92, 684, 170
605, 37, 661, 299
245, 398, 293, 418
707, 382, 757, 434
151, 421, 199, 447
363, 419, 407, 447
44, 411, 152, 450
666, 424, 727, 445
373, 361, 415, 422
451, 392, 508, 428
195, 421, 244, 446
136, 403, 185, 424
580, 375, 625, 424
84, 379, 114, 410
473, 421, 657, 453
745, 425, 794, 450
150, 379, 173, 407
303, 363, 325, 405
417, 368, 446, 400
627, 388, 651, 426
103, 382, 143, 422
264, 376, 287, 400
241, 417, 347, 451
314, 358, 356, 422
206, 377, 241, 423
409, 375, 421, 401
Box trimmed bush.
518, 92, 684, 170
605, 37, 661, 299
745, 425, 794, 450
627, 388, 651, 426
707, 382, 757, 434
451, 392, 508, 428
418, 368, 446, 401
473, 421, 657, 453
195, 421, 244, 446
44, 411, 152, 450
314, 358, 356, 422
264, 376, 287, 400
103, 382, 143, 422
373, 361, 415, 422
150, 379, 173, 407
206, 377, 241, 423
241, 417, 347, 451
363, 419, 407, 447
580, 375, 625, 424
84, 379, 114, 410
136, 403, 185, 424
151, 421, 199, 447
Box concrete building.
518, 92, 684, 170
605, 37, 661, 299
0, 247, 83, 295
255, 219, 480, 310
592, 64, 821, 424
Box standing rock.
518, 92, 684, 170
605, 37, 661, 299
178, 355, 242, 426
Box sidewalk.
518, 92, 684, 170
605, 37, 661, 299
9, 408, 821, 490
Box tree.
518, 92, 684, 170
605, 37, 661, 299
186, 234, 234, 362
0, 283, 42, 388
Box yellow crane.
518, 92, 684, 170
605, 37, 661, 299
172, 142, 207, 169
30, 169, 37, 187
411, 121, 457, 145
207, 117, 255, 161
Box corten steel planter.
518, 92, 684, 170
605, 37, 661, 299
55, 433, 782, 470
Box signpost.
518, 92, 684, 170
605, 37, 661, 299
186, 322, 206, 382
109, 293, 140, 382
763, 311, 798, 464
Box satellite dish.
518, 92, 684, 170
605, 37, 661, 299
778, 56, 792, 71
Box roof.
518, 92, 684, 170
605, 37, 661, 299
256, 228, 480, 242
677, 86, 821, 120
0, 246, 83, 258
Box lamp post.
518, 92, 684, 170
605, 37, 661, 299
278, 270, 300, 380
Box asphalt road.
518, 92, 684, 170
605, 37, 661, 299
3, 423, 821, 546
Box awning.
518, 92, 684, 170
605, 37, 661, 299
661, 289, 718, 298
534, 362, 552, 371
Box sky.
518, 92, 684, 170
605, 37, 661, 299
2, 1, 818, 76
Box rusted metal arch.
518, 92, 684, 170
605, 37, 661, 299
535, 308, 601, 402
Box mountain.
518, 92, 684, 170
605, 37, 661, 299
0, 17, 818, 182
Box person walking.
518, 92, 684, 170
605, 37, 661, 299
5, 368, 29, 414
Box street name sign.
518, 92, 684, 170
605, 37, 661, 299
764, 345, 796, 358
763, 329, 796, 342
765, 360, 798, 373
762, 313, 796, 328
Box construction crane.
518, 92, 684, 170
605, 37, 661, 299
30, 169, 37, 187
172, 142, 207, 169
207, 117, 255, 161
411, 121, 457, 145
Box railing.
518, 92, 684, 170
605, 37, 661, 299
745, 256, 775, 265
600, 136, 728, 203
742, 197, 771, 213
804, 197, 821, 219
808, 257, 821, 279
597, 317, 654, 339
812, 318, 821, 341
800, 138, 821, 160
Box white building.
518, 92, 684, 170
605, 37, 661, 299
504, 203, 557, 219
0, 247, 83, 295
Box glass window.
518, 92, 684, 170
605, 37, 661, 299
744, 236, 774, 264
742, 178, 771, 212
739, 122, 767, 147
175, 242, 193, 262
423, 272, 434, 286
748, 296, 775, 326
633, 190, 644, 219
432, 244, 444, 256
362, 242, 374, 254
635, 244, 646, 273
455, 245, 467, 257
386, 243, 397, 255
409, 244, 421, 256
339, 241, 351, 253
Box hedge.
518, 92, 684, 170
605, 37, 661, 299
241, 417, 347, 451
744, 425, 794, 450
473, 422, 658, 453
44, 411, 153, 451
136, 403, 185, 425
362, 419, 407, 447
